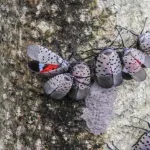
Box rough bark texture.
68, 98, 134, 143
0, 0, 150, 150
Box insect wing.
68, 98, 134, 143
138, 32, 150, 55
123, 53, 146, 82
27, 44, 63, 64
133, 132, 150, 150
43, 74, 73, 100
27, 45, 69, 76
95, 49, 122, 88
27, 45, 40, 60
130, 48, 150, 68
40, 64, 59, 73
95, 51, 113, 88
109, 50, 122, 86
68, 63, 91, 100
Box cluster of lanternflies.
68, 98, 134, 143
27, 29, 150, 150
27, 31, 150, 100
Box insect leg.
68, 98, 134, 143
116, 25, 138, 37
106, 143, 114, 150
108, 28, 122, 48
125, 125, 148, 132
140, 17, 148, 34
67, 44, 83, 61
133, 116, 150, 128
111, 141, 120, 150
115, 27, 126, 48
106, 141, 119, 150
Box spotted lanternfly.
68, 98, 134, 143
27, 45, 70, 77
138, 32, 150, 55
95, 48, 123, 88
43, 73, 73, 100
39, 64, 59, 73
68, 62, 91, 100
117, 18, 150, 55
122, 48, 150, 82
129, 117, 150, 150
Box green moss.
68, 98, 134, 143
89, 0, 97, 10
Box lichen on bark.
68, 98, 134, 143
0, 0, 114, 149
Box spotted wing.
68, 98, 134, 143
27, 44, 63, 64
138, 32, 150, 55
133, 132, 150, 150
95, 51, 113, 88
68, 63, 91, 100
43, 74, 73, 100
123, 53, 146, 82
27, 45, 69, 76
109, 50, 123, 86
95, 49, 122, 88
130, 48, 150, 68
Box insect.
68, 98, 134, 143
43, 73, 73, 100
122, 48, 150, 82
114, 26, 150, 82
27, 44, 70, 77
117, 18, 150, 55
68, 62, 91, 100
95, 48, 123, 88
79, 31, 124, 88
138, 32, 150, 55
27, 44, 91, 100
43, 63, 91, 100
128, 117, 150, 150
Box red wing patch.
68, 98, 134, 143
40, 64, 59, 73
135, 59, 142, 65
